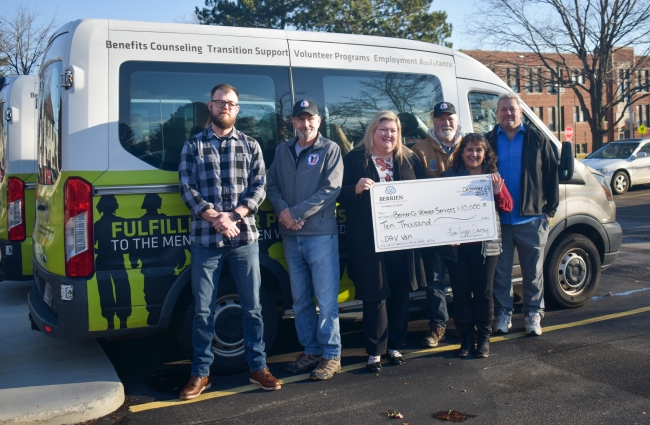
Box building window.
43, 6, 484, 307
549, 106, 556, 131
506, 67, 520, 93
548, 71, 557, 94
571, 70, 584, 85
560, 106, 565, 129
535, 68, 542, 92
548, 69, 563, 94
646, 105, 649, 126
525, 68, 533, 93
637, 70, 648, 92
531, 106, 543, 120
619, 69, 630, 97
574, 106, 585, 123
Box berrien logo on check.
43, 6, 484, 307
379, 185, 403, 201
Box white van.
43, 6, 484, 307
28, 19, 621, 373
0, 76, 38, 281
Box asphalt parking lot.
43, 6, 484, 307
91, 185, 650, 425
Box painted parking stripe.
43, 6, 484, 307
618, 192, 650, 199
129, 305, 650, 413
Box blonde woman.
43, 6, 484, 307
338, 111, 427, 372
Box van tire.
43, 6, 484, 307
611, 170, 629, 194
176, 276, 279, 374
544, 233, 601, 308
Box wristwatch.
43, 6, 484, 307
232, 211, 242, 221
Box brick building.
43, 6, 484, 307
464, 48, 650, 154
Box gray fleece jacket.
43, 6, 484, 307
266, 134, 343, 236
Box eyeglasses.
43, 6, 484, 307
211, 100, 239, 109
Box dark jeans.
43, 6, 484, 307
445, 244, 497, 337
190, 241, 266, 376
423, 248, 449, 329
362, 250, 410, 356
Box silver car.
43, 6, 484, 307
582, 139, 650, 194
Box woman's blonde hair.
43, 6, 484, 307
359, 110, 411, 162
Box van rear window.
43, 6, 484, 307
292, 69, 442, 154
118, 62, 292, 170
37, 61, 63, 185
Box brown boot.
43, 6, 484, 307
249, 368, 281, 391
421, 325, 446, 347
180, 376, 211, 400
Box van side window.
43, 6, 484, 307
118, 62, 292, 171
292, 69, 442, 155
468, 92, 498, 133
37, 61, 63, 185
0, 101, 5, 182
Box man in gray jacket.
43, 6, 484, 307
267, 99, 344, 380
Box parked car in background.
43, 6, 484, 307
582, 139, 650, 194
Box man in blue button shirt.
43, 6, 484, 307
485, 92, 559, 337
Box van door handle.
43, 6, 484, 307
37, 204, 47, 211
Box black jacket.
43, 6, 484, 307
485, 123, 560, 217
338, 147, 427, 302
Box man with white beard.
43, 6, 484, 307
267, 99, 344, 380
412, 101, 464, 347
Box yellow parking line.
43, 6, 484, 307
129, 305, 650, 413
618, 192, 650, 199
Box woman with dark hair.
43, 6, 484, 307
338, 110, 427, 372
443, 133, 513, 358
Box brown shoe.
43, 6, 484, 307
421, 325, 446, 347
249, 368, 281, 391
180, 376, 211, 400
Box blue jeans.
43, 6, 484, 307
282, 234, 342, 359
423, 248, 449, 329
493, 217, 550, 316
190, 241, 266, 376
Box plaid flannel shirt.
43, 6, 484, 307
179, 126, 266, 248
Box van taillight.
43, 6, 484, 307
8, 177, 26, 241
64, 177, 94, 278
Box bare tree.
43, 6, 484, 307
467, 0, 650, 150
0, 5, 57, 76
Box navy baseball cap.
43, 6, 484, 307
433, 102, 457, 117
292, 99, 319, 117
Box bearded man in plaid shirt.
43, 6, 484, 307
178, 83, 281, 399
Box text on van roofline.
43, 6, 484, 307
104, 40, 454, 67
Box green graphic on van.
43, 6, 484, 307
88, 193, 190, 331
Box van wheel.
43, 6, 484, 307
544, 233, 601, 308
611, 171, 629, 194
176, 276, 279, 374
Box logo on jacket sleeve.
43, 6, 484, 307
306, 153, 320, 165
428, 159, 438, 170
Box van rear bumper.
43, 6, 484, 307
28, 261, 90, 338
0, 239, 32, 281
602, 221, 622, 269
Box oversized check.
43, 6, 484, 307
369, 175, 497, 252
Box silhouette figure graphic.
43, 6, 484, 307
95, 195, 132, 330
130, 194, 186, 325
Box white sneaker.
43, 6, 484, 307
492, 309, 512, 334
525, 312, 543, 336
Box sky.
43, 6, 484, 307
15, 0, 473, 49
